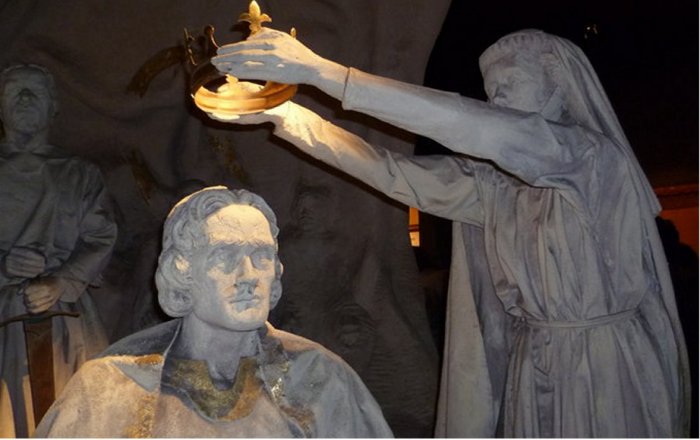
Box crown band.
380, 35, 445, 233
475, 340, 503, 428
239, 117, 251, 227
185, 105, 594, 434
185, 1, 297, 116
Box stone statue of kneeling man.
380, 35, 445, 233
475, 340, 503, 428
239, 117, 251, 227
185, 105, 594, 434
35, 186, 393, 437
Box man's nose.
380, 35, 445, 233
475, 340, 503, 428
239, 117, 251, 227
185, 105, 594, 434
236, 255, 256, 276
19, 88, 36, 99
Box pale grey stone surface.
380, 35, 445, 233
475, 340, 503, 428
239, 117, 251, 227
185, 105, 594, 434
0, 65, 117, 437
0, 2, 448, 435
36, 187, 393, 437
210, 28, 691, 437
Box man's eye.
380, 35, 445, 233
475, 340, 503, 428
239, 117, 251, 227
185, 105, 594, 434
251, 249, 273, 268
214, 259, 234, 273
208, 251, 239, 273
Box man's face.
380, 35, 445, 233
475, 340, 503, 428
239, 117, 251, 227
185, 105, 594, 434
190, 204, 278, 332
0, 67, 55, 137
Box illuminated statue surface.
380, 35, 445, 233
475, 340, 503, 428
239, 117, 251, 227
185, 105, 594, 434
209, 28, 691, 437
35, 187, 393, 438
0, 2, 449, 435
187, 1, 297, 117
0, 64, 117, 437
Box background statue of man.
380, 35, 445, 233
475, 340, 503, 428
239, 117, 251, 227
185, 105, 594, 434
36, 186, 393, 437
0, 64, 117, 437
207, 28, 690, 437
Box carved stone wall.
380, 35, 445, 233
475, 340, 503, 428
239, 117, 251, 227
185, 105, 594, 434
0, 1, 450, 435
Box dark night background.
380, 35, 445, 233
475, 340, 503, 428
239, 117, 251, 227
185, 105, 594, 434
423, 0, 698, 188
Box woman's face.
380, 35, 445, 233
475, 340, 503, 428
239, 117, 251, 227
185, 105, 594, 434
482, 52, 557, 115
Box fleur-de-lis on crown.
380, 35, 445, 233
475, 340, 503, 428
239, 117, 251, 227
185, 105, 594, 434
238, 1, 271, 35
180, 0, 297, 116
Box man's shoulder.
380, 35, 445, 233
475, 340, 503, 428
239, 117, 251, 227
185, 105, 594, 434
74, 344, 165, 394
79, 352, 162, 376
102, 319, 180, 357
37, 145, 103, 172
268, 325, 335, 356
264, 325, 392, 437
0, 143, 90, 164
63, 351, 160, 396
266, 325, 354, 375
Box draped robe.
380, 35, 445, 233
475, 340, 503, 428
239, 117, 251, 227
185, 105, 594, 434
260, 68, 689, 437
0, 145, 116, 437
35, 320, 393, 438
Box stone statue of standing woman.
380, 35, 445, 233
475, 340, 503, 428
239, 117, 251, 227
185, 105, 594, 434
208, 28, 690, 437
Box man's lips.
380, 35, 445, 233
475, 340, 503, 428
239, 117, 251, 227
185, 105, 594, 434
228, 285, 261, 304
12, 103, 40, 114
230, 295, 260, 303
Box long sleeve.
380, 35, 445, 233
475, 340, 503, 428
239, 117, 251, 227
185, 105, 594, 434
342, 68, 602, 191
53, 163, 117, 300
273, 102, 485, 225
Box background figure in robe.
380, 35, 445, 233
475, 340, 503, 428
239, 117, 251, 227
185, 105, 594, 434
36, 187, 393, 437
209, 28, 690, 437
0, 4, 450, 434
0, 64, 117, 436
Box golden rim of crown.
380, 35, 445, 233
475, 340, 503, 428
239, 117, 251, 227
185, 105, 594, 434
185, 1, 297, 117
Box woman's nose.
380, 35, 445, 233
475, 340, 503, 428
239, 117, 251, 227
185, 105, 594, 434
491, 91, 508, 106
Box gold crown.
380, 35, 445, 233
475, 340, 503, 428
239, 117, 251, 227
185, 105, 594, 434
184, 1, 297, 116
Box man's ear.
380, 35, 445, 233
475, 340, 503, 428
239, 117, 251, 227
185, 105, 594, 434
156, 250, 195, 318
269, 259, 283, 309
50, 98, 59, 118
160, 289, 194, 318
